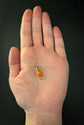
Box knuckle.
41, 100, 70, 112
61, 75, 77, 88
22, 30, 31, 36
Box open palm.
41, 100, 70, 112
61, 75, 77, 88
9, 6, 69, 114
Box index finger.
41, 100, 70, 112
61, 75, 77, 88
20, 9, 32, 50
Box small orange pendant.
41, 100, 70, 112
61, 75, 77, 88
37, 70, 43, 77
33, 62, 46, 80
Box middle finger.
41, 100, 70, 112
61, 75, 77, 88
32, 6, 43, 46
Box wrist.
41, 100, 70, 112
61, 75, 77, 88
25, 109, 62, 125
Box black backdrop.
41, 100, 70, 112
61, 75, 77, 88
0, 0, 83, 125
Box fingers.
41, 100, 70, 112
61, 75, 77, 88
32, 6, 43, 46
53, 26, 66, 58
20, 6, 66, 58
42, 12, 54, 50
20, 9, 32, 49
8, 47, 20, 78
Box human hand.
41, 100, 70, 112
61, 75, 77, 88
8, 6, 69, 125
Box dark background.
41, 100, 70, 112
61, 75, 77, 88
0, 0, 83, 125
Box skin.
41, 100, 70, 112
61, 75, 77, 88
8, 6, 69, 125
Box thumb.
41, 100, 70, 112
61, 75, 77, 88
8, 47, 20, 78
